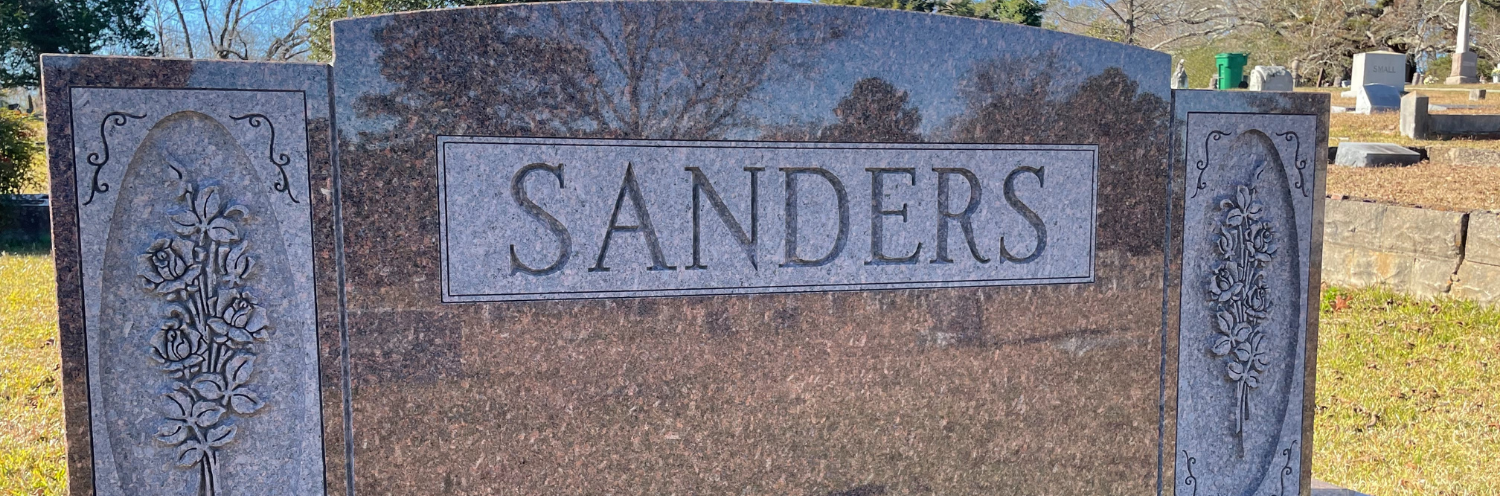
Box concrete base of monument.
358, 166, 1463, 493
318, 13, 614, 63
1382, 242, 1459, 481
1446, 76, 1479, 84
1312, 479, 1373, 496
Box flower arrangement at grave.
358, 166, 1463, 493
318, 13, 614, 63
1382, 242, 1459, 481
138, 183, 268, 496
1208, 184, 1277, 444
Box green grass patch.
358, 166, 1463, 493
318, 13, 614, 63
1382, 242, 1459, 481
0, 248, 1497, 495
0, 244, 64, 496
1315, 286, 1500, 496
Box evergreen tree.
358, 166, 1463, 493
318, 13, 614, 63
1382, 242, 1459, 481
0, 0, 155, 87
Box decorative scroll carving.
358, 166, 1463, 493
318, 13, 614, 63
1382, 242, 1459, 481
1181, 450, 1199, 496
230, 114, 298, 203
1273, 440, 1300, 496
139, 182, 269, 496
1274, 132, 1309, 197
82, 112, 147, 205
1191, 130, 1230, 198
1207, 183, 1278, 445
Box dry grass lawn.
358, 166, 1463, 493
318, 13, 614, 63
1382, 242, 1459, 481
1286, 87, 1500, 211
1307, 85, 1500, 150
1327, 162, 1500, 211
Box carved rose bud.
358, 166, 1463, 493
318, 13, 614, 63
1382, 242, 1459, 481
138, 239, 201, 295
1249, 222, 1276, 259
1246, 281, 1271, 314
209, 290, 269, 345
1209, 263, 1243, 302
150, 318, 205, 377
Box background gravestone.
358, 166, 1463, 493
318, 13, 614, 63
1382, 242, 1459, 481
1249, 66, 1294, 92
43, 3, 1327, 495
1344, 52, 1406, 99
1356, 84, 1402, 113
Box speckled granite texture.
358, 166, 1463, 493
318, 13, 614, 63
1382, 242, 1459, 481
41, 5, 1328, 496
42, 56, 341, 495
1169, 90, 1328, 496
332, 3, 1177, 494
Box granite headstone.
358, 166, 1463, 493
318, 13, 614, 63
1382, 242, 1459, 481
1343, 52, 1406, 98
43, 3, 1327, 495
1249, 65, 1294, 92
1334, 143, 1422, 167
1356, 83, 1402, 113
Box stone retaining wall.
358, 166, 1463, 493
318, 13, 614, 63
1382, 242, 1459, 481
1322, 198, 1500, 303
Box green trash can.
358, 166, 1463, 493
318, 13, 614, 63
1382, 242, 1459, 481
1215, 53, 1248, 89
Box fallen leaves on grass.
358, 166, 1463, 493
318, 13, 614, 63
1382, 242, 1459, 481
1327, 161, 1500, 211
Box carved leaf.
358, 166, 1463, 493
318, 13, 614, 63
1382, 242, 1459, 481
156, 420, 190, 445
191, 374, 227, 400
226, 355, 255, 388
1231, 323, 1252, 342
229, 388, 263, 415
1215, 311, 1234, 335
191, 401, 225, 427
1247, 199, 1264, 220
164, 391, 194, 420
206, 425, 237, 448
1226, 208, 1245, 226
222, 241, 254, 286
175, 441, 205, 467
210, 318, 255, 344
1211, 336, 1233, 356
207, 216, 240, 243
1234, 342, 1253, 362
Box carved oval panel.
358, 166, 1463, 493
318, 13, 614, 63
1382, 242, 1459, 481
92, 111, 322, 496
1178, 129, 1304, 495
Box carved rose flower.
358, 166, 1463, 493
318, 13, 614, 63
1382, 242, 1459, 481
1249, 222, 1277, 259
138, 239, 200, 295
1246, 279, 1271, 316
1209, 263, 1243, 302
209, 290, 269, 345
151, 318, 205, 378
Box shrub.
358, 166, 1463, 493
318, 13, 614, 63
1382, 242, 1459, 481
0, 110, 43, 195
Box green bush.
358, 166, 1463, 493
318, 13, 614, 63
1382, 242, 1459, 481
0, 110, 43, 195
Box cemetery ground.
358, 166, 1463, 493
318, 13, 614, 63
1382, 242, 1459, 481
1, 240, 1498, 494
1306, 85, 1500, 211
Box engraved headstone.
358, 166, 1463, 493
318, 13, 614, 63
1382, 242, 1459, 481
1249, 65, 1295, 92
43, 4, 1328, 495
1344, 52, 1406, 98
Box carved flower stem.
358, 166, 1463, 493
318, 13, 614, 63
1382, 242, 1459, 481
199, 450, 220, 496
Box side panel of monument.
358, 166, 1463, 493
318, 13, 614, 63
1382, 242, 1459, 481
331, 4, 1181, 494
1168, 90, 1327, 496
41, 57, 344, 495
